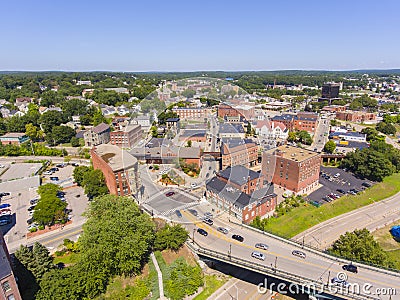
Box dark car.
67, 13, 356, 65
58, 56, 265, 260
27, 205, 36, 211
27, 217, 34, 225
0, 204, 11, 209
362, 182, 372, 188
165, 191, 175, 197
50, 176, 59, 181
203, 218, 213, 226
232, 234, 244, 242
0, 192, 10, 197
71, 163, 79, 167
30, 198, 39, 205
342, 264, 358, 273
337, 189, 346, 194
56, 163, 65, 168
188, 209, 198, 217
50, 167, 59, 172
175, 210, 182, 218
197, 228, 208, 236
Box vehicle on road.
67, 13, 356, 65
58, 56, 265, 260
292, 250, 306, 259
0, 192, 10, 197
331, 277, 350, 287
232, 234, 244, 242
255, 243, 269, 250
204, 212, 213, 218
27, 205, 36, 211
203, 218, 213, 225
217, 227, 228, 234
175, 210, 182, 218
43, 171, 53, 175
30, 198, 39, 205
251, 251, 265, 261
197, 228, 208, 236
190, 183, 197, 188
342, 264, 358, 273
188, 209, 198, 217
165, 191, 175, 197
0, 204, 11, 209
50, 176, 59, 181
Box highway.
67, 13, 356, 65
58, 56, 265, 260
178, 208, 400, 300
294, 190, 400, 248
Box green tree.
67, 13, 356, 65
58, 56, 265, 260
323, 140, 336, 153
297, 130, 312, 145
287, 131, 297, 142
25, 123, 44, 141
246, 122, 252, 135
154, 224, 188, 251
82, 169, 108, 197
73, 165, 90, 186
39, 110, 66, 133
250, 216, 269, 231
329, 228, 393, 268
46, 125, 76, 145
186, 140, 192, 147
70, 136, 80, 147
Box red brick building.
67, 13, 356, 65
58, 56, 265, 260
221, 139, 258, 169
262, 145, 320, 195
110, 124, 142, 148
335, 111, 376, 123
217, 103, 244, 119
216, 165, 264, 195
91, 144, 139, 196
272, 112, 318, 133
0, 231, 22, 300
172, 107, 208, 120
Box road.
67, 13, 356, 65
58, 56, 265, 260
294, 190, 400, 249
310, 115, 332, 152
180, 209, 400, 300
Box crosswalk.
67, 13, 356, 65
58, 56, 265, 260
160, 202, 199, 216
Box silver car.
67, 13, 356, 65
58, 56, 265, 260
251, 251, 265, 261
292, 250, 306, 259
255, 243, 269, 251
217, 227, 228, 234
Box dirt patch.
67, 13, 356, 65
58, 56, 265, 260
153, 218, 167, 231
141, 263, 149, 277
161, 244, 197, 266
373, 221, 400, 251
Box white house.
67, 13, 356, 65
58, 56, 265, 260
255, 120, 288, 140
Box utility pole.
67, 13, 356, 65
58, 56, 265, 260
192, 228, 196, 244
274, 256, 277, 271
327, 271, 331, 286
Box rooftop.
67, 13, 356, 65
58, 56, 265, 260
0, 132, 28, 138
0, 233, 12, 280
218, 166, 261, 186
180, 129, 207, 137
94, 144, 137, 172
219, 123, 245, 134
269, 145, 319, 162
92, 122, 110, 134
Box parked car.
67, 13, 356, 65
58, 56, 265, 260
50, 167, 59, 172
0, 192, 10, 197
50, 176, 59, 181
27, 224, 39, 230
251, 251, 266, 261
30, 198, 39, 205
188, 209, 198, 217
27, 205, 36, 211
0, 203, 11, 209
342, 264, 358, 273
337, 189, 346, 194
190, 183, 197, 188
204, 212, 213, 219
43, 171, 53, 175
71, 163, 79, 167
0, 219, 10, 226
0, 209, 11, 216
333, 173, 340, 178
331, 277, 350, 287
203, 218, 213, 226
217, 227, 228, 234
165, 191, 175, 197
232, 234, 244, 242
27, 217, 34, 224
362, 182, 372, 188
292, 250, 306, 259
197, 228, 208, 236
255, 243, 269, 250
56, 163, 65, 168
175, 210, 182, 218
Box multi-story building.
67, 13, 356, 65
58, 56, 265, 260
262, 145, 320, 195
83, 123, 111, 147
272, 112, 318, 134
219, 123, 245, 139
178, 130, 207, 143
254, 120, 288, 140
110, 125, 142, 148
206, 176, 276, 224
172, 107, 207, 121
0, 231, 22, 300
217, 103, 243, 119
217, 165, 264, 194
221, 138, 258, 169
321, 82, 340, 99
329, 131, 367, 143
0, 133, 29, 145
91, 144, 139, 196
217, 103, 255, 121
335, 111, 376, 123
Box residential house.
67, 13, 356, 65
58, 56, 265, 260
255, 119, 288, 140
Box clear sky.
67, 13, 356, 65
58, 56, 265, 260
1, 0, 399, 71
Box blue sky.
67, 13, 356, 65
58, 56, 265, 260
1, 0, 399, 71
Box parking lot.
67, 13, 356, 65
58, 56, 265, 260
1, 162, 88, 244
0, 162, 42, 181
308, 166, 374, 205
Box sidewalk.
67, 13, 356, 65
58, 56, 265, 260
150, 252, 167, 300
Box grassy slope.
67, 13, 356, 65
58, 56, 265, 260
372, 221, 400, 270
193, 275, 227, 300
264, 173, 400, 238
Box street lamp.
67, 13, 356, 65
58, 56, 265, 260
192, 228, 196, 244
228, 244, 232, 259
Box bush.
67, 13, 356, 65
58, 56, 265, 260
38, 225, 45, 230
55, 250, 66, 257
30, 227, 37, 233
154, 224, 188, 251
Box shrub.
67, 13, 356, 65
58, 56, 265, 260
38, 225, 45, 230
30, 227, 37, 233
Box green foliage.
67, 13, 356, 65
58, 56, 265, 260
181, 89, 196, 98
73, 165, 90, 186
288, 130, 312, 145
250, 216, 269, 231
329, 228, 394, 268
164, 257, 203, 300
323, 140, 336, 153
349, 94, 378, 111
275, 195, 305, 217
39, 110, 67, 133
46, 125, 76, 146
376, 121, 396, 135
90, 90, 129, 106
61, 98, 89, 118
330, 119, 341, 126
82, 169, 109, 198
186, 140, 192, 147
361, 127, 385, 142
158, 110, 179, 125
154, 224, 188, 251
15, 243, 54, 282
70, 136, 80, 147
34, 183, 67, 225
25, 123, 44, 141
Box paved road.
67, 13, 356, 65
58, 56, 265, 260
310, 116, 332, 152
294, 191, 400, 249
180, 210, 400, 300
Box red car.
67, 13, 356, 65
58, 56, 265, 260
165, 191, 175, 197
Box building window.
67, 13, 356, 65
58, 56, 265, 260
2, 281, 11, 293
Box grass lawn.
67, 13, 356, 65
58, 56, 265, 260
264, 173, 400, 238
193, 275, 227, 300
53, 252, 80, 265
372, 221, 400, 270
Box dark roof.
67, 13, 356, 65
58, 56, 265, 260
206, 177, 276, 209
0, 236, 12, 280
221, 138, 256, 155
219, 123, 245, 134
92, 122, 110, 134
218, 166, 261, 186
180, 130, 207, 137
336, 141, 370, 149
75, 130, 86, 139
166, 118, 180, 122
146, 138, 170, 148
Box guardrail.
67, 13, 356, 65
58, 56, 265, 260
186, 241, 379, 300
229, 219, 400, 277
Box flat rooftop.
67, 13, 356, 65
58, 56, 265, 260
271, 145, 319, 162
94, 144, 137, 172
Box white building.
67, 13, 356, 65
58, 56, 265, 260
255, 120, 288, 140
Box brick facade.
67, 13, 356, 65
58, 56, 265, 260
110, 125, 142, 148
335, 111, 377, 123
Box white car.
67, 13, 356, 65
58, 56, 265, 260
43, 171, 53, 175
251, 251, 265, 261
191, 183, 197, 188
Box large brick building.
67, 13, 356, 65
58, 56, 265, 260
221, 139, 258, 169
91, 144, 139, 196
110, 124, 142, 148
216, 165, 264, 194
172, 107, 208, 120
272, 112, 318, 134
84, 123, 111, 147
335, 111, 376, 123
0, 231, 22, 300
262, 145, 320, 195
